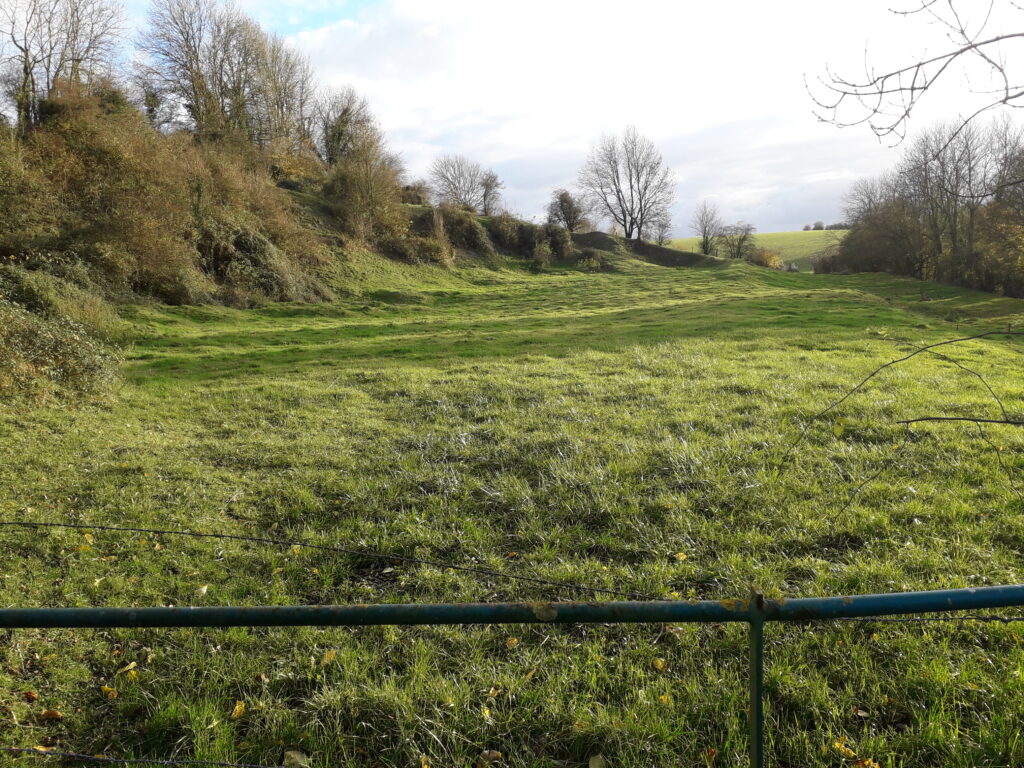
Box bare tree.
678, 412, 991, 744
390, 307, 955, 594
429, 154, 485, 211
811, 1, 1024, 146
139, 0, 313, 145
578, 125, 675, 241
689, 199, 723, 255
720, 222, 757, 260
651, 212, 673, 246
480, 169, 503, 215
0, 0, 124, 134
546, 188, 589, 232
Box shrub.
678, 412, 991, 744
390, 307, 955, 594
436, 205, 495, 255
531, 240, 552, 271
543, 223, 573, 259
517, 221, 542, 255
0, 298, 118, 399
574, 247, 610, 272
486, 212, 520, 251
749, 247, 783, 269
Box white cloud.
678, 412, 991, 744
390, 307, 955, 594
280, 0, 1021, 231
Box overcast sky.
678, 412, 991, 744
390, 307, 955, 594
125, 0, 1020, 233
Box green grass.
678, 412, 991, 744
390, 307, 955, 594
672, 230, 848, 270
2, 255, 1024, 768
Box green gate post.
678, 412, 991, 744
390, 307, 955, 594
748, 589, 765, 768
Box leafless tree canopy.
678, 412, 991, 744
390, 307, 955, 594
0, 0, 124, 133
689, 200, 723, 255
429, 155, 501, 212
812, 1, 1024, 145
577, 125, 675, 241
480, 169, 503, 215
138, 0, 314, 145
719, 222, 757, 260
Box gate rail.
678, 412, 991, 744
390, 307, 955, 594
6, 584, 1024, 768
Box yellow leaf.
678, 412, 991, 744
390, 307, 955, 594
653, 658, 667, 672
83, 533, 94, 544
77, 545, 91, 552
30, 746, 55, 753
588, 756, 608, 768
290, 545, 301, 555
658, 694, 672, 705
833, 424, 845, 437
505, 637, 519, 649
196, 584, 209, 597
118, 662, 137, 674
100, 685, 118, 699
833, 740, 856, 759
272, 567, 284, 576
127, 669, 139, 682
40, 709, 63, 721
419, 755, 430, 768
230, 700, 245, 720
488, 686, 500, 697
320, 649, 337, 665
476, 750, 502, 768
524, 669, 536, 680
674, 552, 687, 561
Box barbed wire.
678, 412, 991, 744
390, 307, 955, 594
0, 519, 660, 602
3, 747, 283, 768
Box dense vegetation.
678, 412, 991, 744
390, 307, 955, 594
2, 258, 1023, 767
817, 120, 1024, 297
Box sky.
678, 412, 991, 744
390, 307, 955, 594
125, 0, 1023, 233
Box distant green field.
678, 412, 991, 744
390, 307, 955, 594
672, 229, 847, 270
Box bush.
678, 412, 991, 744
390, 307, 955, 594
486, 212, 520, 251
517, 221, 542, 255
543, 223, 573, 259
531, 240, 552, 271
436, 205, 495, 255
574, 247, 611, 272
0, 298, 118, 399
749, 247, 783, 269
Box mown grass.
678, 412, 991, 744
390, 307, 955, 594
671, 230, 848, 270
2, 256, 1024, 768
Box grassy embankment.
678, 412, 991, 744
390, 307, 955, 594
2, 253, 1024, 768
672, 230, 848, 270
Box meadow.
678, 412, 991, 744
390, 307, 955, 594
2, 253, 1024, 768
671, 230, 848, 270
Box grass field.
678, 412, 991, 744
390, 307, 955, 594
2, 254, 1024, 768
671, 230, 847, 270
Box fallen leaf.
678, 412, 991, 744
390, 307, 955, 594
230, 700, 245, 720
588, 755, 608, 768
854, 760, 880, 768
658, 694, 672, 705
30, 746, 55, 753
652, 658, 667, 672
207, 719, 221, 729
118, 662, 137, 674
320, 649, 337, 665
83, 533, 94, 544
488, 686, 501, 697
272, 568, 284, 575
853, 707, 869, 718
126, 670, 139, 682
23, 691, 39, 703
419, 755, 430, 768
505, 637, 519, 649
196, 584, 209, 597
476, 750, 502, 768
40, 709, 62, 721
283, 750, 310, 768
674, 552, 687, 561
100, 685, 118, 699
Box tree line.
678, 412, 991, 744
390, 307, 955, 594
816, 119, 1024, 297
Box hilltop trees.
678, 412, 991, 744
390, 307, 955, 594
0, 0, 124, 135
578, 125, 675, 241
138, 0, 315, 145
690, 200, 723, 255
546, 189, 588, 232
428, 154, 504, 213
